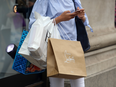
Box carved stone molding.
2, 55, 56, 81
85, 45, 116, 76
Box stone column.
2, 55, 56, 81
81, 0, 116, 51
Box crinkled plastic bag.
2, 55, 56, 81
27, 12, 61, 68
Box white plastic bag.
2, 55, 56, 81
18, 31, 46, 69
28, 11, 61, 60
19, 12, 61, 69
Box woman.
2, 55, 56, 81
29, 0, 92, 87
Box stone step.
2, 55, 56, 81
65, 65, 116, 87
85, 45, 116, 76
85, 65, 116, 87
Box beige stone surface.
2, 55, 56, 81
80, 0, 116, 51
85, 45, 116, 76
85, 66, 116, 87
65, 66, 116, 87
81, 0, 115, 33
88, 32, 116, 51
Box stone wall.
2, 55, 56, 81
81, 0, 116, 51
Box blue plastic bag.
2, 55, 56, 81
12, 30, 45, 75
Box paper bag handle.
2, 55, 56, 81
53, 19, 71, 41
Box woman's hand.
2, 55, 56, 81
55, 10, 77, 24
75, 7, 86, 22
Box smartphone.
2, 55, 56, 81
75, 10, 80, 12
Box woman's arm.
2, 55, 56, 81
81, 16, 86, 22
55, 7, 86, 24
55, 10, 77, 24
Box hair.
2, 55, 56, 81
29, 0, 36, 2
17, 0, 26, 5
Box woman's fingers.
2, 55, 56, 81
80, 8, 84, 11
68, 13, 77, 16
65, 10, 71, 13
77, 7, 80, 11
76, 7, 85, 13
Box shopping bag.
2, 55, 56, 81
28, 12, 51, 59
12, 30, 45, 75
19, 12, 61, 69
28, 12, 61, 66
18, 29, 46, 69
47, 38, 87, 79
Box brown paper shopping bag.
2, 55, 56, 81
47, 38, 87, 79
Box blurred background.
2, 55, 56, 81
0, 0, 36, 79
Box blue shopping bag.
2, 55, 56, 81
12, 30, 45, 75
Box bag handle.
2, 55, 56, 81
53, 19, 72, 40
72, 0, 76, 10
58, 23, 71, 40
